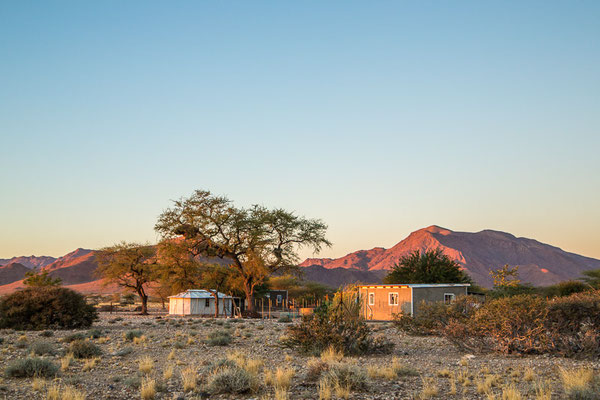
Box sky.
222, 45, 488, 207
1, 1, 599, 261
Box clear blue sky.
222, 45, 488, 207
1, 1, 599, 260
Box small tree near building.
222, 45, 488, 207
384, 249, 471, 284
96, 242, 157, 315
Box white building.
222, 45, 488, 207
168, 289, 235, 316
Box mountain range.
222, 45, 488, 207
1, 225, 599, 293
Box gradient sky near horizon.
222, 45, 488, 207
1, 1, 599, 261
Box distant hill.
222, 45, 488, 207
300, 225, 600, 287
0, 263, 30, 285
0, 255, 56, 269
1, 226, 599, 293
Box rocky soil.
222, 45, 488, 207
0, 310, 597, 399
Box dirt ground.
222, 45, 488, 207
0, 310, 598, 399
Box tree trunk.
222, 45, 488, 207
244, 280, 255, 313
137, 287, 149, 315
213, 291, 219, 318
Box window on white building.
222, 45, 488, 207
444, 293, 455, 305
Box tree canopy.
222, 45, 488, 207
95, 242, 157, 315
383, 249, 472, 284
155, 190, 330, 311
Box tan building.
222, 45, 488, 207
358, 283, 470, 321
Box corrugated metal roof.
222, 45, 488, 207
358, 283, 470, 288
168, 289, 233, 299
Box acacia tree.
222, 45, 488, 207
384, 248, 472, 284
96, 242, 157, 315
155, 190, 330, 312
156, 239, 233, 317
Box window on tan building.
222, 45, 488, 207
389, 292, 399, 306
368, 293, 375, 306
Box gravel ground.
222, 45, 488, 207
0, 311, 597, 399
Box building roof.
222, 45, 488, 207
168, 289, 233, 299
358, 283, 470, 289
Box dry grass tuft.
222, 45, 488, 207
46, 384, 86, 400
534, 380, 552, 400
61, 353, 74, 372
318, 380, 332, 400
82, 357, 100, 372
167, 349, 176, 360
524, 367, 536, 382
181, 367, 197, 392
320, 346, 344, 363
306, 358, 328, 381
334, 382, 351, 399
163, 365, 174, 380
420, 377, 439, 399
437, 368, 452, 378
138, 356, 154, 374
140, 377, 156, 400
32, 377, 46, 391
501, 384, 522, 400
559, 367, 595, 399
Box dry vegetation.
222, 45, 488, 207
0, 311, 598, 399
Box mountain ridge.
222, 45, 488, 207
1, 226, 599, 292
299, 225, 600, 287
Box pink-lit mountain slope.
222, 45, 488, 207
300, 226, 600, 287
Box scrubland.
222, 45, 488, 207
0, 311, 598, 399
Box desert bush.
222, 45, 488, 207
5, 357, 59, 378
87, 328, 102, 339
542, 281, 590, 298
439, 291, 600, 357
546, 290, 600, 357
278, 315, 292, 323
394, 295, 479, 335
124, 330, 143, 341
205, 365, 255, 395
0, 287, 97, 330
285, 289, 394, 355
63, 333, 86, 343
40, 330, 54, 337
69, 340, 102, 359
206, 329, 233, 346
29, 340, 56, 356
559, 367, 598, 400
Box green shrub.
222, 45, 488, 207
124, 330, 143, 341
394, 296, 479, 336
278, 315, 292, 323
205, 366, 254, 394
39, 330, 54, 337
0, 287, 97, 330
542, 281, 590, 298
206, 330, 233, 346
87, 328, 102, 339
5, 357, 59, 378
29, 341, 56, 356
63, 332, 86, 343
285, 289, 394, 356
69, 340, 102, 359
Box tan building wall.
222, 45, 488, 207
359, 286, 412, 320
